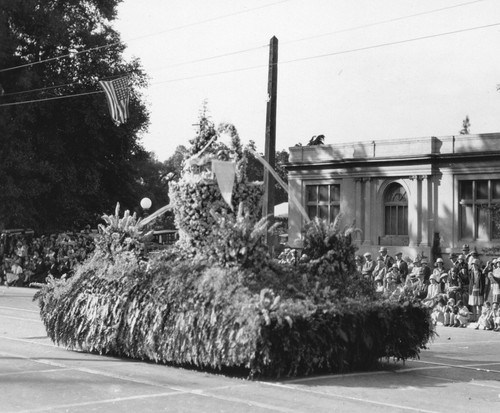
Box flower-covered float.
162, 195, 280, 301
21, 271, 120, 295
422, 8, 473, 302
34, 117, 434, 378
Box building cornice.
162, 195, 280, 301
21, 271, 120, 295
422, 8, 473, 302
286, 151, 500, 172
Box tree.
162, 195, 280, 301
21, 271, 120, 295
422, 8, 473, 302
460, 116, 471, 135
0, 0, 152, 233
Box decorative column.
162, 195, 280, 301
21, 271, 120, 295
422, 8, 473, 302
419, 175, 430, 247
407, 176, 419, 247
355, 178, 364, 243
362, 177, 373, 245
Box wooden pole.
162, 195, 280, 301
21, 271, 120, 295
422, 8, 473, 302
263, 36, 278, 252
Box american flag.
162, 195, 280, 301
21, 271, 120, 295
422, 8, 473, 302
99, 76, 130, 125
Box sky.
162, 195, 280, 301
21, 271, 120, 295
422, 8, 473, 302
114, 0, 500, 161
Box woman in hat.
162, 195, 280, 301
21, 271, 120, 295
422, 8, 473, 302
423, 272, 441, 307
454, 254, 469, 304
432, 258, 448, 294
482, 260, 494, 303
468, 258, 485, 322
490, 259, 500, 304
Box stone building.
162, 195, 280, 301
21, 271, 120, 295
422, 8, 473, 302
286, 133, 500, 264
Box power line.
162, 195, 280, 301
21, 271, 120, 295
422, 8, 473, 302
0, 90, 103, 107
0, 0, 291, 74
1, 20, 499, 108
280, 21, 500, 66
1, 45, 267, 98
1, 0, 488, 98
282, 0, 489, 47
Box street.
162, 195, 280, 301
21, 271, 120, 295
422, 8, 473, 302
1, 286, 499, 413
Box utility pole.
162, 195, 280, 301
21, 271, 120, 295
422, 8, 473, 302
263, 36, 278, 252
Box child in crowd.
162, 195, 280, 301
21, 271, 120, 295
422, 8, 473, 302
455, 300, 470, 328
431, 297, 447, 326
444, 298, 456, 327
492, 302, 500, 331
476, 301, 493, 330
446, 267, 462, 303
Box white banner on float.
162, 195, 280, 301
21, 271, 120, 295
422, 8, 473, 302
212, 160, 236, 210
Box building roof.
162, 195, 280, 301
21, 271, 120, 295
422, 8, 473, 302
288, 133, 500, 167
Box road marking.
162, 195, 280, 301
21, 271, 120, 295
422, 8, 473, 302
429, 339, 500, 346
0, 349, 298, 412
0, 335, 56, 348
0, 368, 74, 377
283, 369, 391, 384
0, 315, 41, 322
11, 390, 187, 413
410, 359, 500, 374
0, 305, 39, 313
413, 372, 500, 389
262, 381, 442, 413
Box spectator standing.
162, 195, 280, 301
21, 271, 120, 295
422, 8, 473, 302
361, 252, 375, 279
468, 258, 485, 322
394, 252, 408, 282
373, 257, 387, 291
490, 259, 500, 303
378, 247, 394, 268
455, 254, 470, 304
446, 267, 463, 303
482, 260, 494, 303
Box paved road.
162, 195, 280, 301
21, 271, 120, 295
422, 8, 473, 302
1, 286, 499, 412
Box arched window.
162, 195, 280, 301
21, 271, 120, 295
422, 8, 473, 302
384, 183, 408, 236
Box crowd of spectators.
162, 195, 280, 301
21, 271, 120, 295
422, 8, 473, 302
357, 244, 500, 330
0, 230, 96, 287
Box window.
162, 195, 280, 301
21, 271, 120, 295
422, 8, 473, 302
384, 183, 408, 236
459, 179, 500, 240
306, 184, 340, 222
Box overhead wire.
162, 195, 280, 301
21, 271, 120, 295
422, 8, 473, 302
1, 45, 267, 98
281, 0, 489, 46
1, 18, 498, 108
0, 0, 291, 74
1, 0, 490, 98
280, 21, 500, 65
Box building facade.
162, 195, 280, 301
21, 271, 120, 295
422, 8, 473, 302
286, 133, 500, 264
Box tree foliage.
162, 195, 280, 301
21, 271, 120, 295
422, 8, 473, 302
0, 0, 157, 232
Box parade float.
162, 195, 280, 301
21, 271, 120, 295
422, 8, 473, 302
34, 120, 434, 378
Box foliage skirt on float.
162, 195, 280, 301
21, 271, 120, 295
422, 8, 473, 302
34, 259, 434, 379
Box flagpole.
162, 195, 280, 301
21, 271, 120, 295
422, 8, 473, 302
263, 36, 278, 253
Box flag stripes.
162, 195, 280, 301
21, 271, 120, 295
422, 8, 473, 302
99, 76, 130, 124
